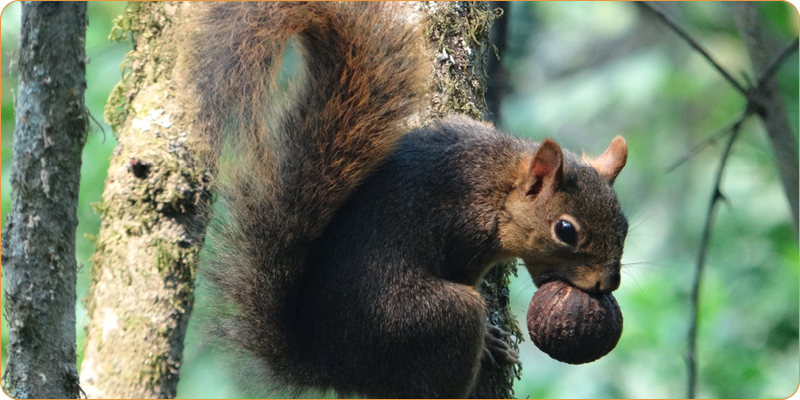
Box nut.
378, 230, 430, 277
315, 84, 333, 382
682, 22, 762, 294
526, 280, 623, 364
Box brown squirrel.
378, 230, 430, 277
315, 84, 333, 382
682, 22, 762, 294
181, 2, 628, 398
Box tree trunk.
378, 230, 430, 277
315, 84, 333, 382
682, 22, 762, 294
1, 2, 87, 398
416, 2, 522, 398
78, 2, 211, 398
732, 2, 799, 238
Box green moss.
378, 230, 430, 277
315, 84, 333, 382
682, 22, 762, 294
154, 238, 197, 283
90, 200, 108, 216
105, 3, 179, 134
108, 2, 144, 43
105, 3, 144, 133
104, 77, 130, 134
423, 2, 499, 120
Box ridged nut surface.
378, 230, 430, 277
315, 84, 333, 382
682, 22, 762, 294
526, 280, 623, 364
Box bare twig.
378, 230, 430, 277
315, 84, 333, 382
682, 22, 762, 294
666, 113, 746, 173
86, 106, 108, 142
755, 37, 799, 91
667, 35, 796, 172
686, 115, 747, 399
638, 1, 748, 96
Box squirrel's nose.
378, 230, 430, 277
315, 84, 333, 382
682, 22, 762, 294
586, 270, 620, 295
598, 270, 620, 294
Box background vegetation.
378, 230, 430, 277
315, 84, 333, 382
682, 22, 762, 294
2, 2, 797, 398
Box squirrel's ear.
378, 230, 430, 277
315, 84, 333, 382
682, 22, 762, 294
585, 136, 627, 185
526, 138, 564, 199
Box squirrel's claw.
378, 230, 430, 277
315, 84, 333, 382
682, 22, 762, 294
483, 324, 521, 367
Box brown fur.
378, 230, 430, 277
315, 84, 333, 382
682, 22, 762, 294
180, 2, 628, 398
180, 1, 429, 394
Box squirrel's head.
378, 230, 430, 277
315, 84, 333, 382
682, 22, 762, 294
499, 136, 628, 295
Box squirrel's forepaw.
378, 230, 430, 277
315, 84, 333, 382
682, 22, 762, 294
483, 324, 521, 367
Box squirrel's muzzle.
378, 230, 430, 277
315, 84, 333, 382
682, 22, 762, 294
564, 263, 621, 295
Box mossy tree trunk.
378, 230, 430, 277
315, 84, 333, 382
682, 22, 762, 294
78, 2, 210, 398
1, 3, 87, 398
416, 2, 522, 398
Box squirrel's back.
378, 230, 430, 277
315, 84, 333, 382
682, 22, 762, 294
181, 2, 429, 392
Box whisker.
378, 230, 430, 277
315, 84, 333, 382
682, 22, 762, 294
625, 205, 660, 234
510, 279, 537, 304
623, 259, 674, 271
621, 269, 644, 292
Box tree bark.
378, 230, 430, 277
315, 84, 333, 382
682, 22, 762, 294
732, 2, 799, 238
1, 2, 87, 398
78, 2, 211, 398
416, 2, 522, 398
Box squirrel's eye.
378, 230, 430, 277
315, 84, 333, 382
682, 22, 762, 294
554, 219, 577, 246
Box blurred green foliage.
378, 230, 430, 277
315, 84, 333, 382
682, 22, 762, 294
1, 2, 797, 399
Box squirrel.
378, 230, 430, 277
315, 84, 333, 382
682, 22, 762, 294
181, 2, 628, 398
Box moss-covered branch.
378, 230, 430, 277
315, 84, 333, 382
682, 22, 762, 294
79, 2, 211, 398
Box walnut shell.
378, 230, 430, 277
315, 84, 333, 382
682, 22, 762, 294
526, 280, 622, 364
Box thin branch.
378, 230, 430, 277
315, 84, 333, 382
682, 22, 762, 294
667, 37, 797, 173
686, 115, 747, 399
756, 37, 799, 90
666, 113, 746, 173
86, 106, 108, 142
638, 1, 748, 96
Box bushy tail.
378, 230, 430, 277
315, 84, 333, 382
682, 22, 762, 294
181, 1, 428, 390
